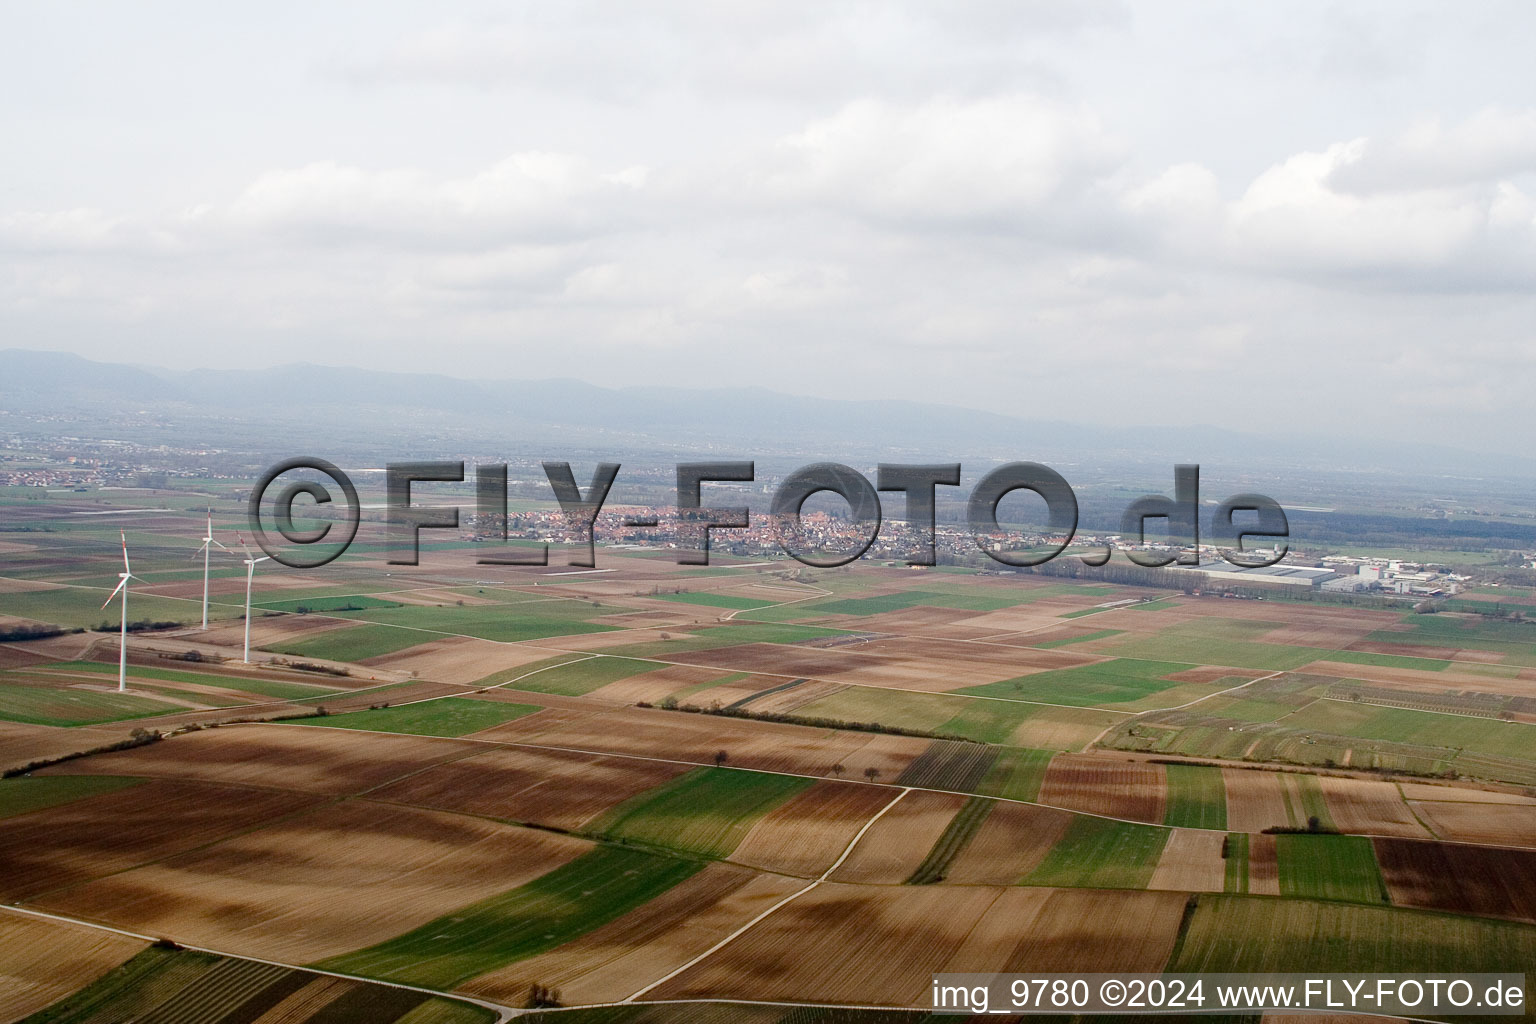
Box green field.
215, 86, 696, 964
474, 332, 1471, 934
1275, 834, 1387, 903
1284, 700, 1536, 761
0, 775, 143, 819
793, 685, 1118, 748
973, 747, 1054, 802
0, 681, 182, 727
288, 697, 541, 737
907, 796, 994, 884
959, 658, 1197, 708
1163, 764, 1228, 829
590, 767, 813, 858
265, 624, 434, 663
253, 595, 404, 613
0, 587, 216, 629
1171, 894, 1536, 975
315, 846, 701, 988
1095, 632, 1320, 670
1024, 815, 1170, 889
1223, 833, 1249, 893
1032, 629, 1123, 649
654, 592, 779, 610
479, 656, 659, 696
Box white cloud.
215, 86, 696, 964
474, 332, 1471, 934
756, 96, 1122, 227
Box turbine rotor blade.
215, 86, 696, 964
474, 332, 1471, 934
120, 530, 131, 574
101, 578, 127, 608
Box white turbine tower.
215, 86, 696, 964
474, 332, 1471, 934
100, 530, 142, 692
192, 508, 228, 630
237, 534, 270, 664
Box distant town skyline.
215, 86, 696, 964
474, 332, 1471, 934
4, 2, 1535, 452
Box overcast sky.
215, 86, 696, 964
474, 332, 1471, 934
4, 2, 1534, 451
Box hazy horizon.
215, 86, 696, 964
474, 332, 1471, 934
5, 2, 1535, 453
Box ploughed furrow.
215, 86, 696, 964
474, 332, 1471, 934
138, 957, 293, 1024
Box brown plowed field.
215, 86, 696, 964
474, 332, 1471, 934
827, 790, 965, 883
663, 638, 1082, 692
648, 882, 1003, 1006
1398, 783, 1536, 805
357, 636, 548, 684
1406, 799, 1536, 847
0, 720, 108, 772
946, 887, 1188, 973
1149, 829, 1228, 892
1373, 838, 1536, 922
1247, 833, 1281, 895
0, 644, 50, 669
0, 910, 146, 1022
833, 733, 935, 782
464, 865, 804, 1005
40, 723, 481, 795
1223, 768, 1294, 833
584, 664, 729, 704
248, 976, 360, 1022
370, 745, 690, 830
38, 799, 590, 963
1318, 777, 1431, 838
730, 780, 894, 877
652, 884, 1187, 1006
942, 801, 1075, 884
1038, 755, 1167, 823
195, 617, 354, 650
739, 678, 846, 714
848, 606, 1003, 639
480, 706, 928, 778
0, 780, 326, 900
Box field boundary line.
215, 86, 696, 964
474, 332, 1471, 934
621, 787, 912, 1002
0, 903, 520, 1023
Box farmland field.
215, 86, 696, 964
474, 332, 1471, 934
1274, 833, 1388, 903
0, 911, 145, 1022
958, 658, 1199, 707
0, 774, 143, 819
13, 942, 496, 1024
289, 696, 542, 736
0, 681, 183, 726
589, 767, 815, 858
267, 623, 438, 663
1024, 815, 1170, 889
315, 846, 703, 987
1171, 894, 1536, 974
7, 497, 1536, 1019
1162, 764, 1227, 829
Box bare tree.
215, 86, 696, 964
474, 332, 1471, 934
830, 763, 846, 779
863, 766, 880, 782
714, 749, 729, 767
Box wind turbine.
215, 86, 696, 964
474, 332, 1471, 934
237, 534, 270, 664
100, 530, 142, 692
192, 508, 229, 630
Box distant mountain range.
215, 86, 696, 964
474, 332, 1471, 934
3, 349, 1530, 485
